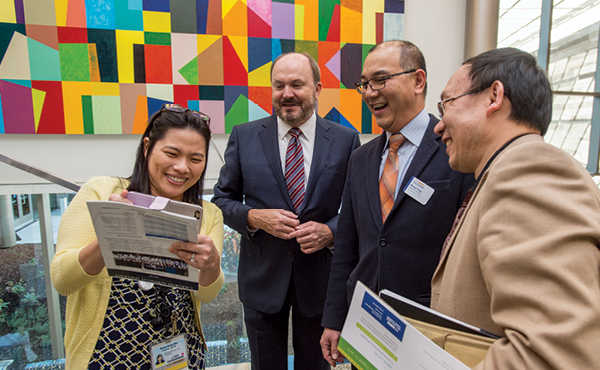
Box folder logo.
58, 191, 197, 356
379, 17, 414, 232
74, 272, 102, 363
361, 293, 407, 342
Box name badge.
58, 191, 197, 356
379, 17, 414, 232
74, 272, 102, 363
150, 334, 189, 370
403, 177, 434, 205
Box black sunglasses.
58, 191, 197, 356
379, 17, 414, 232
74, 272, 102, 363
161, 104, 211, 125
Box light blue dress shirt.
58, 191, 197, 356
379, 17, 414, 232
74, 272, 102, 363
379, 108, 430, 198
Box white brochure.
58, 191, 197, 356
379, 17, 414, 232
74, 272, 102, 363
338, 281, 470, 370
87, 198, 202, 290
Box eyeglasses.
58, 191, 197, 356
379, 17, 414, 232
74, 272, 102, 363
355, 70, 417, 94
437, 87, 487, 118
161, 104, 211, 125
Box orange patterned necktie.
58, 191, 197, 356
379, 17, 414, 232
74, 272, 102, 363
379, 133, 406, 222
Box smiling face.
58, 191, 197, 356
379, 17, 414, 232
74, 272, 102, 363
360, 44, 425, 133
272, 53, 322, 127
144, 128, 207, 201
434, 65, 489, 175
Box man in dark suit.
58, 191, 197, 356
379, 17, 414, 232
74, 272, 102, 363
320, 40, 473, 367
212, 52, 360, 370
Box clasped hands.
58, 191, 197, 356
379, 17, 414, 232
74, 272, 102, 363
247, 209, 333, 253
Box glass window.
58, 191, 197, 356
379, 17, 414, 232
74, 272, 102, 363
498, 0, 543, 56
21, 195, 30, 217
199, 223, 250, 367
499, 0, 600, 170
11, 195, 18, 221
0, 193, 67, 369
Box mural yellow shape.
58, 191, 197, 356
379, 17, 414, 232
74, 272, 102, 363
222, 0, 238, 18
229, 35, 248, 72
54, 0, 68, 27
295, 4, 304, 40
62, 81, 91, 134
0, 0, 17, 23
341, 6, 362, 44
223, 0, 248, 37
116, 30, 144, 84
32, 88, 46, 132
143, 11, 171, 33
91, 82, 120, 96
363, 0, 384, 45
197, 34, 222, 54
248, 62, 271, 87
296, 0, 318, 41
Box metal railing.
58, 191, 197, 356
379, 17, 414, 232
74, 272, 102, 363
0, 153, 80, 193
0, 152, 78, 360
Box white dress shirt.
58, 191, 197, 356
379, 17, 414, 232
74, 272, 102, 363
277, 112, 317, 188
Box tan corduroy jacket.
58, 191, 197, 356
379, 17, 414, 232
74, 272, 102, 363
432, 135, 600, 369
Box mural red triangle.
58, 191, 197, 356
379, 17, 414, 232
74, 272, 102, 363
248, 8, 271, 38
326, 5, 341, 42
223, 36, 248, 86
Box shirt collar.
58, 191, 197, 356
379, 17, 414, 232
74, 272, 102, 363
384, 108, 429, 149
277, 112, 317, 142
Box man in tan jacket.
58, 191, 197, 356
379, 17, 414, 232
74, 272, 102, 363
432, 47, 600, 369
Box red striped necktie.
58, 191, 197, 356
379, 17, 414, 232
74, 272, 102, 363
285, 128, 305, 212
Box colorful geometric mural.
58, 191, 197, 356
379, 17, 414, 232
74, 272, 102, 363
0, 0, 405, 134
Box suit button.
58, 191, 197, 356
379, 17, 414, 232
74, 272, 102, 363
288, 250, 293, 255
380, 238, 387, 247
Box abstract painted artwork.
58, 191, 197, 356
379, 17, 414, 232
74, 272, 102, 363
0, 0, 405, 134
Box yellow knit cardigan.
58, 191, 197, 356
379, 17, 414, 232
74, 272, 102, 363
51, 176, 224, 369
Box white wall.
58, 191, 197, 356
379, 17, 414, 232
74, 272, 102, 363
405, 0, 467, 114
0, 134, 231, 195
0, 0, 467, 195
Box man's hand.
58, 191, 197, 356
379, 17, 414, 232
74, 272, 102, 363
247, 209, 299, 239
320, 328, 345, 367
289, 221, 333, 254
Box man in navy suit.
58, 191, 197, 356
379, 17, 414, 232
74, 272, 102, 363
320, 41, 474, 367
213, 52, 360, 370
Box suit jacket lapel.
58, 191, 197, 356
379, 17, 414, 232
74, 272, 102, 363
367, 134, 388, 229
258, 116, 296, 211
391, 117, 440, 213
301, 117, 332, 213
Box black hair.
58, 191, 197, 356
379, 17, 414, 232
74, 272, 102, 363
463, 47, 553, 136
127, 108, 211, 205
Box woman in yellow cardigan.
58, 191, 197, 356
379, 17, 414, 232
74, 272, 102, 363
51, 105, 224, 370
